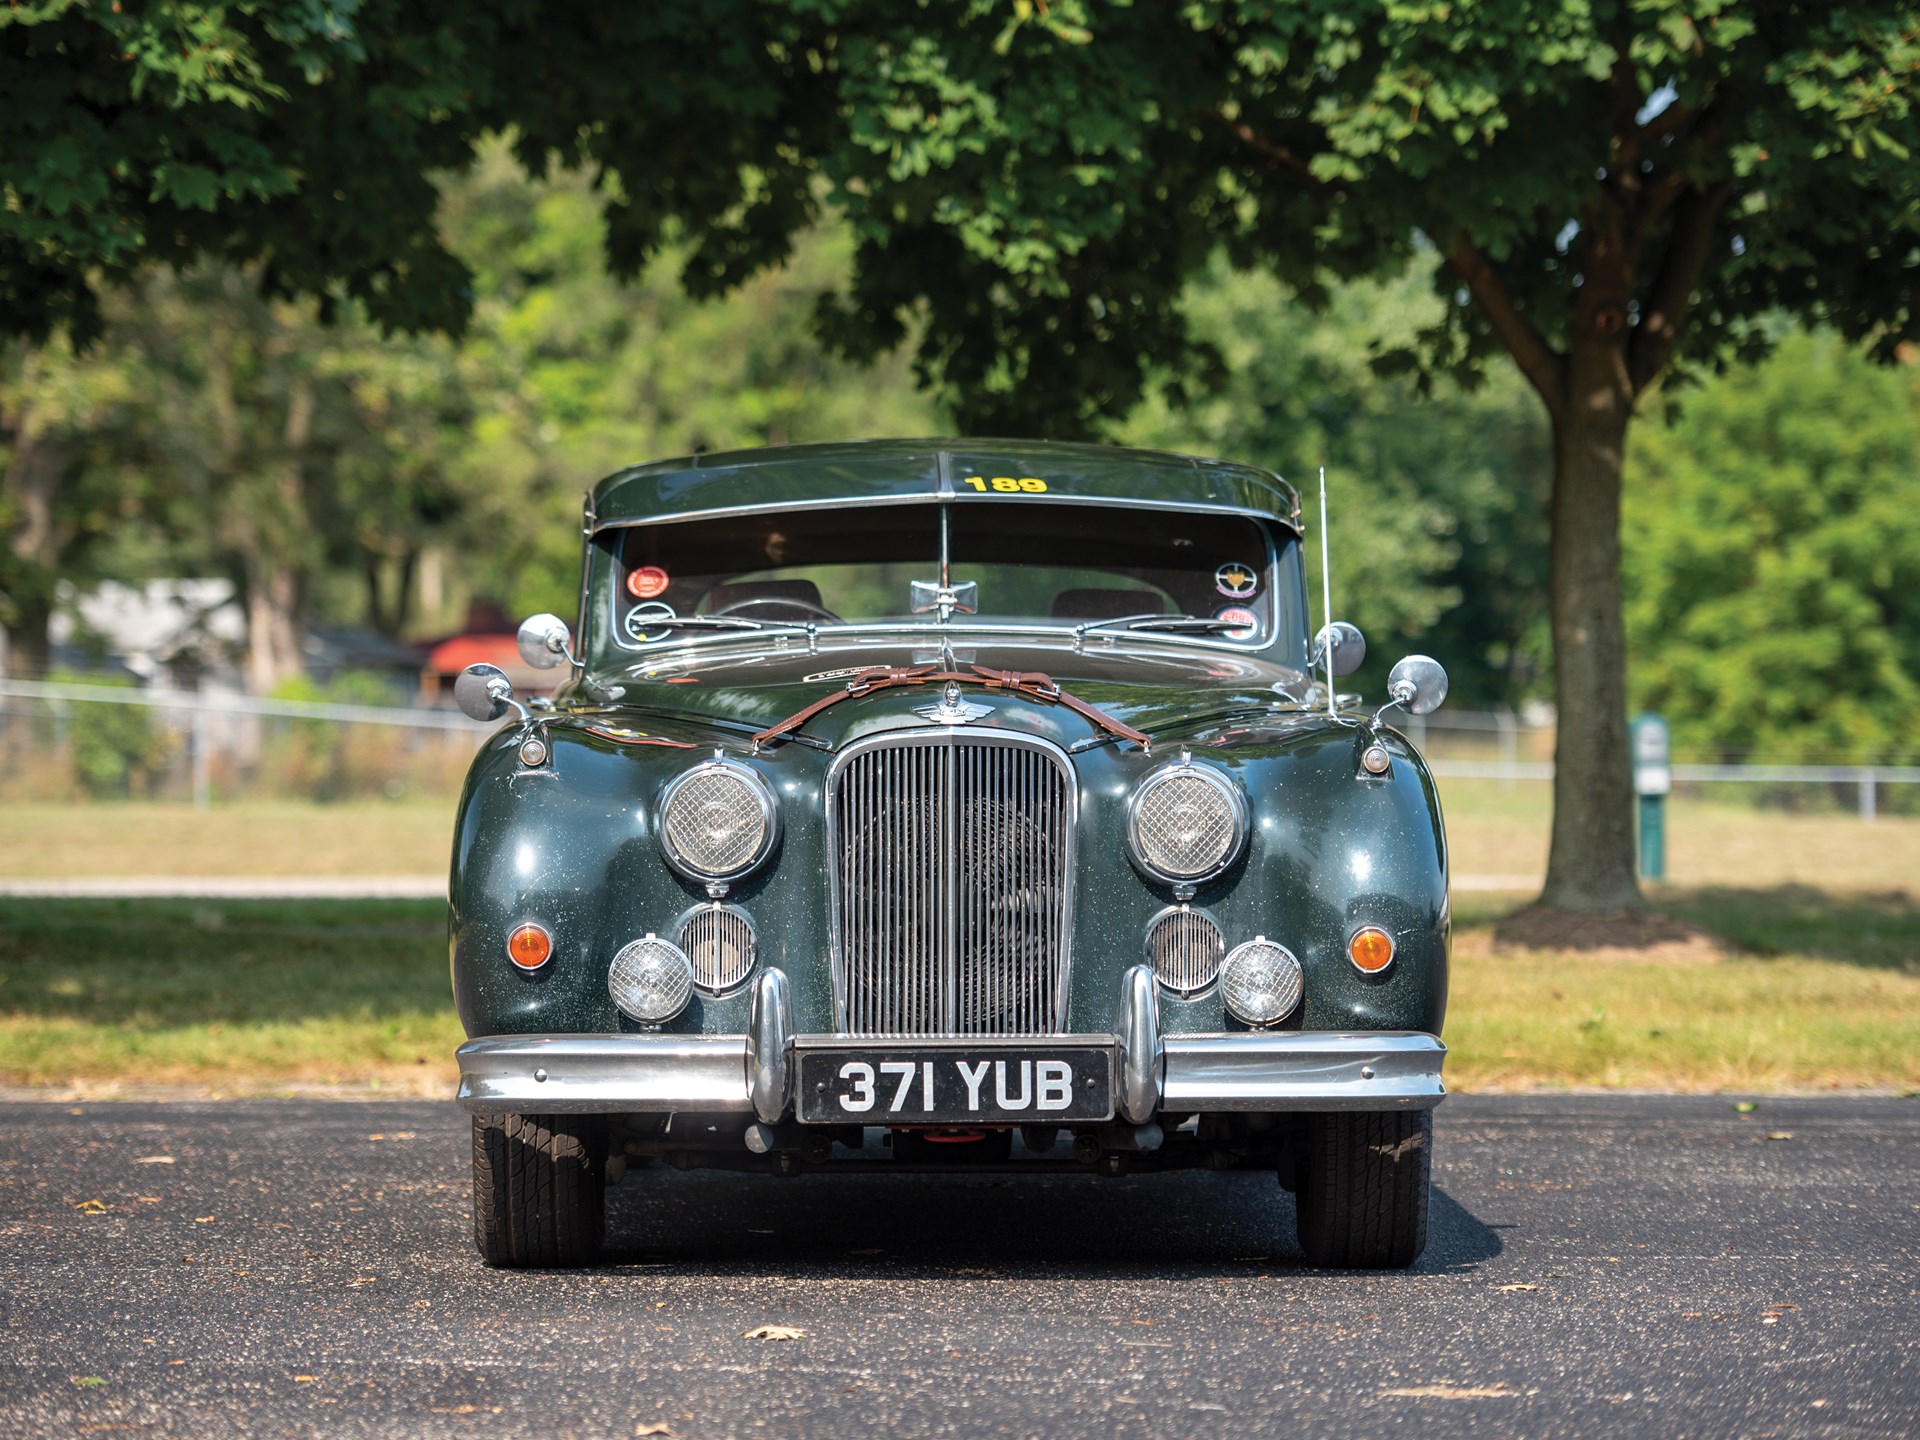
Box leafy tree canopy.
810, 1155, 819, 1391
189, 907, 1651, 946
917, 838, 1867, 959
1626, 333, 1920, 764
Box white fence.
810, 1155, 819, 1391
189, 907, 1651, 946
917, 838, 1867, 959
2, 679, 1915, 818
0, 677, 483, 808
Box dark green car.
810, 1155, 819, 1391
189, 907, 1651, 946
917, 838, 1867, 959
450, 439, 1451, 1269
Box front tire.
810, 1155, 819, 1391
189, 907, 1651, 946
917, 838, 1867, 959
1294, 1110, 1431, 1268
472, 1113, 607, 1268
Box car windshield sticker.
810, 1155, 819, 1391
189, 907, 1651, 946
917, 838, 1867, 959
1215, 562, 1259, 599
627, 565, 670, 600
1214, 605, 1258, 639
958, 476, 1049, 493
624, 601, 677, 643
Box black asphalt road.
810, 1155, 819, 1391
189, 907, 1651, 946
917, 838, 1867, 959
2, 1096, 1916, 1439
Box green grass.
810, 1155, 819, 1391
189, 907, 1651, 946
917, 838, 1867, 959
3, 891, 1916, 1096
6, 786, 1918, 894
0, 899, 460, 1094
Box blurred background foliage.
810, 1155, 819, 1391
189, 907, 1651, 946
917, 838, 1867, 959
3, 142, 1918, 760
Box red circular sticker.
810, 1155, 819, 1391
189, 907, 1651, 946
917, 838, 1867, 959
1214, 605, 1258, 638
627, 565, 670, 600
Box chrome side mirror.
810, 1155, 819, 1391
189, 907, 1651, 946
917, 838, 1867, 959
1311, 621, 1367, 678
1385, 655, 1449, 716
516, 613, 577, 671
454, 662, 526, 724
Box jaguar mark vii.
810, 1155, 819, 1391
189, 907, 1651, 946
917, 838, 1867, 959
449, 439, 1451, 1268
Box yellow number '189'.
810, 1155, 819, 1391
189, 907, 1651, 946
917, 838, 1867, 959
962, 476, 1048, 493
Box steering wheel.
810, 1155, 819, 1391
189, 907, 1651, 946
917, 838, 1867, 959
709, 596, 843, 624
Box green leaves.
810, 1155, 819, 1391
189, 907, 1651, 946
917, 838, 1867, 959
1625, 332, 1920, 764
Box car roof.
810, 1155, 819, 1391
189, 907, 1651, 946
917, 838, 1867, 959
589, 438, 1302, 530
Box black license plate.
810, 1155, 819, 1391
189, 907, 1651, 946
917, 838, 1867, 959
794, 1045, 1114, 1125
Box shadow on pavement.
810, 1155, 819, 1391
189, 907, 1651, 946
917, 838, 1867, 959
598, 1167, 1503, 1278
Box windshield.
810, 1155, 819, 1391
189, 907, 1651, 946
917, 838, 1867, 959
603, 500, 1287, 651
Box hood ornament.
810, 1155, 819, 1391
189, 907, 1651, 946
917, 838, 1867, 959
916, 680, 993, 726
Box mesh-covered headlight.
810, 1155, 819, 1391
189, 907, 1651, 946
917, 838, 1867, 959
1220, 937, 1304, 1026
657, 759, 779, 881
608, 933, 694, 1023
1126, 762, 1248, 885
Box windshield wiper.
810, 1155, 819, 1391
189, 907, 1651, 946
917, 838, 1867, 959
654, 616, 775, 630
1077, 613, 1247, 636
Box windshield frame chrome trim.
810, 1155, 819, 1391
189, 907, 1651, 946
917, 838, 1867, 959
597, 495, 1291, 662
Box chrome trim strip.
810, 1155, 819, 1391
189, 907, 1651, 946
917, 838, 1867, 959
1159, 1031, 1447, 1112
588, 491, 1299, 535
455, 1034, 751, 1115
787, 1032, 1117, 1051
453, 1028, 1446, 1116
747, 969, 794, 1123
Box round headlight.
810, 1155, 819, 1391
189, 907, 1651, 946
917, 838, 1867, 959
1126, 762, 1248, 885
607, 933, 693, 1023
1220, 937, 1304, 1026
658, 759, 779, 881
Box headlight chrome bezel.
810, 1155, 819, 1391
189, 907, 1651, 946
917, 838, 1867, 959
1124, 760, 1250, 888
606, 932, 695, 1024
656, 757, 781, 884
1220, 936, 1305, 1027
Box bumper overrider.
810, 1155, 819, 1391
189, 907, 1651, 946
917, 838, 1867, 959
457, 965, 1446, 1120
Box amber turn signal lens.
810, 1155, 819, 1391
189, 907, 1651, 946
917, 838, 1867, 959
506, 923, 553, 971
1348, 926, 1396, 973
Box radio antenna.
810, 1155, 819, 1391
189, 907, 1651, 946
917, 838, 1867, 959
1319, 466, 1336, 717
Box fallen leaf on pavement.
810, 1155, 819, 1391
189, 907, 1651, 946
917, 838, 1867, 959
635, 1425, 677, 1436
742, 1325, 805, 1342
74, 1199, 107, 1214
1765, 1132, 1795, 1142
1495, 1283, 1540, 1293
1383, 1382, 1515, 1400
1735, 1101, 1758, 1113
133, 1156, 175, 1165
70, 1376, 108, 1388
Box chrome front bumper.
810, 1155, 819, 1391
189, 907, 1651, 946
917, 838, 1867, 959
455, 966, 1446, 1118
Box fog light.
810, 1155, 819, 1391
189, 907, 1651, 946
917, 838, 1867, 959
608, 933, 693, 1023
505, 923, 552, 971
1348, 926, 1396, 974
1220, 937, 1303, 1026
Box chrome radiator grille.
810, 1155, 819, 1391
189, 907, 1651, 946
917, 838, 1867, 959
828, 731, 1075, 1035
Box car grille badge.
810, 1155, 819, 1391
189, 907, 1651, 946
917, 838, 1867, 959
915, 681, 993, 726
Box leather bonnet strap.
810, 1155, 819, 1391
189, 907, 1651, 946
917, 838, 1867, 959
751, 665, 1148, 749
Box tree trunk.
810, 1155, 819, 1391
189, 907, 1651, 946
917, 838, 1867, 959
2, 423, 70, 680
243, 556, 304, 694
1539, 338, 1642, 911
